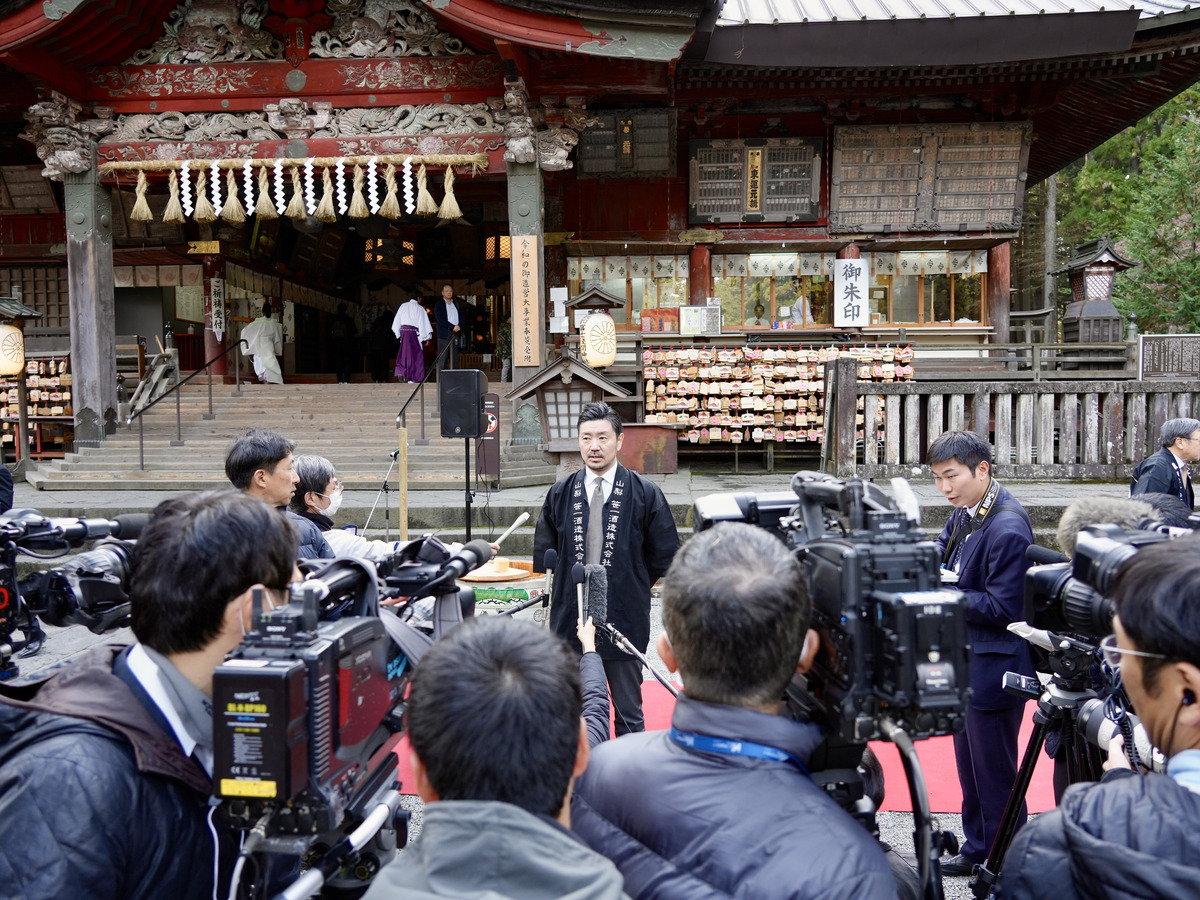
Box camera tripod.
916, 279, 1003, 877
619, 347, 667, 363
971, 631, 1104, 899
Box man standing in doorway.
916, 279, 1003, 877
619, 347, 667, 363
534, 402, 679, 735
241, 301, 283, 384
929, 430, 1035, 877
434, 283, 464, 373
1130, 417, 1200, 510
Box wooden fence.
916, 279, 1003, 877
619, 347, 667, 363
825, 358, 1200, 479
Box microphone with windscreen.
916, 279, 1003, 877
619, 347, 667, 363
584, 562, 679, 698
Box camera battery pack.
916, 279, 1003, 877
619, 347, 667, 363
212, 657, 308, 803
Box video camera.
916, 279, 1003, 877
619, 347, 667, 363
1024, 523, 1176, 639
695, 471, 970, 745
0, 508, 147, 679
210, 535, 493, 892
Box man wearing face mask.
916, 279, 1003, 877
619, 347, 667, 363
996, 537, 1200, 899
0, 490, 300, 900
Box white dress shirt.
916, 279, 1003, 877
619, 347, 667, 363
585, 465, 617, 505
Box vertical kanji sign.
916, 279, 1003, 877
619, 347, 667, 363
511, 235, 542, 367
833, 259, 869, 328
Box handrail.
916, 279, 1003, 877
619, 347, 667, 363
129, 338, 248, 471
396, 339, 454, 425
129, 339, 247, 422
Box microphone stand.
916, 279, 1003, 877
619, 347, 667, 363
363, 448, 401, 542
599, 623, 680, 698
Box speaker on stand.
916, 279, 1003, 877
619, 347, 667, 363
439, 369, 488, 540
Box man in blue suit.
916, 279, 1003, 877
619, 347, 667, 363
1130, 417, 1200, 510
930, 431, 1034, 877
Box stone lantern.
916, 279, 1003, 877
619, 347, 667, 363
1052, 237, 1138, 343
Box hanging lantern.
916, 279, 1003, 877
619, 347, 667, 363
0, 323, 24, 375
567, 285, 625, 371
580, 311, 617, 369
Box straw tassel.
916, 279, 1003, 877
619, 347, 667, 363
379, 163, 401, 219
315, 168, 337, 222
130, 170, 153, 222
255, 167, 277, 219
221, 169, 245, 223
348, 165, 369, 219
285, 167, 306, 220
193, 171, 216, 223
162, 170, 185, 225
438, 166, 461, 220
415, 164, 438, 216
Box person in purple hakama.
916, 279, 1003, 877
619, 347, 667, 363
391, 296, 433, 382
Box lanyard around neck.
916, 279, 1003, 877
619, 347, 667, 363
942, 477, 1001, 567
669, 726, 810, 777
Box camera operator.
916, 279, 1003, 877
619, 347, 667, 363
225, 427, 333, 560
570, 522, 895, 900
361, 616, 628, 900
997, 537, 1200, 900
929, 430, 1035, 876
0, 490, 299, 900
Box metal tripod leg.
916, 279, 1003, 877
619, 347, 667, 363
972, 713, 1052, 899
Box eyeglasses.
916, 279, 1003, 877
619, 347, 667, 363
1099, 634, 1169, 669
317, 480, 344, 497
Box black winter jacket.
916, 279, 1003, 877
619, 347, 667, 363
997, 768, 1200, 900
571, 696, 895, 900
0, 644, 236, 900
286, 509, 334, 560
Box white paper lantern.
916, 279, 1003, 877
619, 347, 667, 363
0, 324, 24, 375
579, 312, 617, 368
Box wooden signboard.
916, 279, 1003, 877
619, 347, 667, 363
511, 235, 542, 368
1140, 334, 1200, 379
689, 138, 822, 224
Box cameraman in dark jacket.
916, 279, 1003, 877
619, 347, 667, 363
997, 537, 1200, 900
0, 490, 299, 900
571, 522, 895, 900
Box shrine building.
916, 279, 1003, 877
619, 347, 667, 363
0, 0, 1199, 450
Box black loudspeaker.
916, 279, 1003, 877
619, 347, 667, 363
440, 369, 488, 438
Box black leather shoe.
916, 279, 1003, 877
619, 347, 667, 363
940, 854, 979, 877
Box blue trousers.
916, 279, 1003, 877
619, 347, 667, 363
954, 703, 1027, 861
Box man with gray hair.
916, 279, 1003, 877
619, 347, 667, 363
1130, 417, 1200, 509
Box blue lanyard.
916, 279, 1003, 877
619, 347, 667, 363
669, 726, 810, 777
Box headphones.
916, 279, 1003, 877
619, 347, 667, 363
1184, 690, 1195, 707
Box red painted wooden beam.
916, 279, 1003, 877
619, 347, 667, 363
425, 0, 622, 56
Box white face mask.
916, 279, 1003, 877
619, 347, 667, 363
319, 489, 343, 517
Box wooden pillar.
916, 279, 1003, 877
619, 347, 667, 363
63, 147, 116, 448
830, 356, 858, 477
507, 160, 545, 397
988, 242, 1011, 351
203, 255, 227, 376
838, 242, 861, 260
689, 245, 712, 306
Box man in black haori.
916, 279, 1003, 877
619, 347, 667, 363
534, 402, 679, 735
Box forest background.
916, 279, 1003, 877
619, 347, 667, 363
1017, 84, 1200, 335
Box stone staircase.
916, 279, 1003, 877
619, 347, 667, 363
25, 380, 557, 492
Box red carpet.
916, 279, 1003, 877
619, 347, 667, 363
395, 684, 1056, 815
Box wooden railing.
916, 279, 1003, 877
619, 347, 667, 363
824, 358, 1200, 479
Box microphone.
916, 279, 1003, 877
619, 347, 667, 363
494, 512, 529, 548
439, 539, 494, 583
584, 563, 607, 627
1056, 496, 1158, 557
1027, 545, 1070, 565
543, 549, 557, 624
571, 562, 585, 626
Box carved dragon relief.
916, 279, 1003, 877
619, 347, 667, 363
125, 0, 284, 65
310, 0, 473, 59
100, 100, 501, 144
491, 80, 597, 171
21, 96, 114, 180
